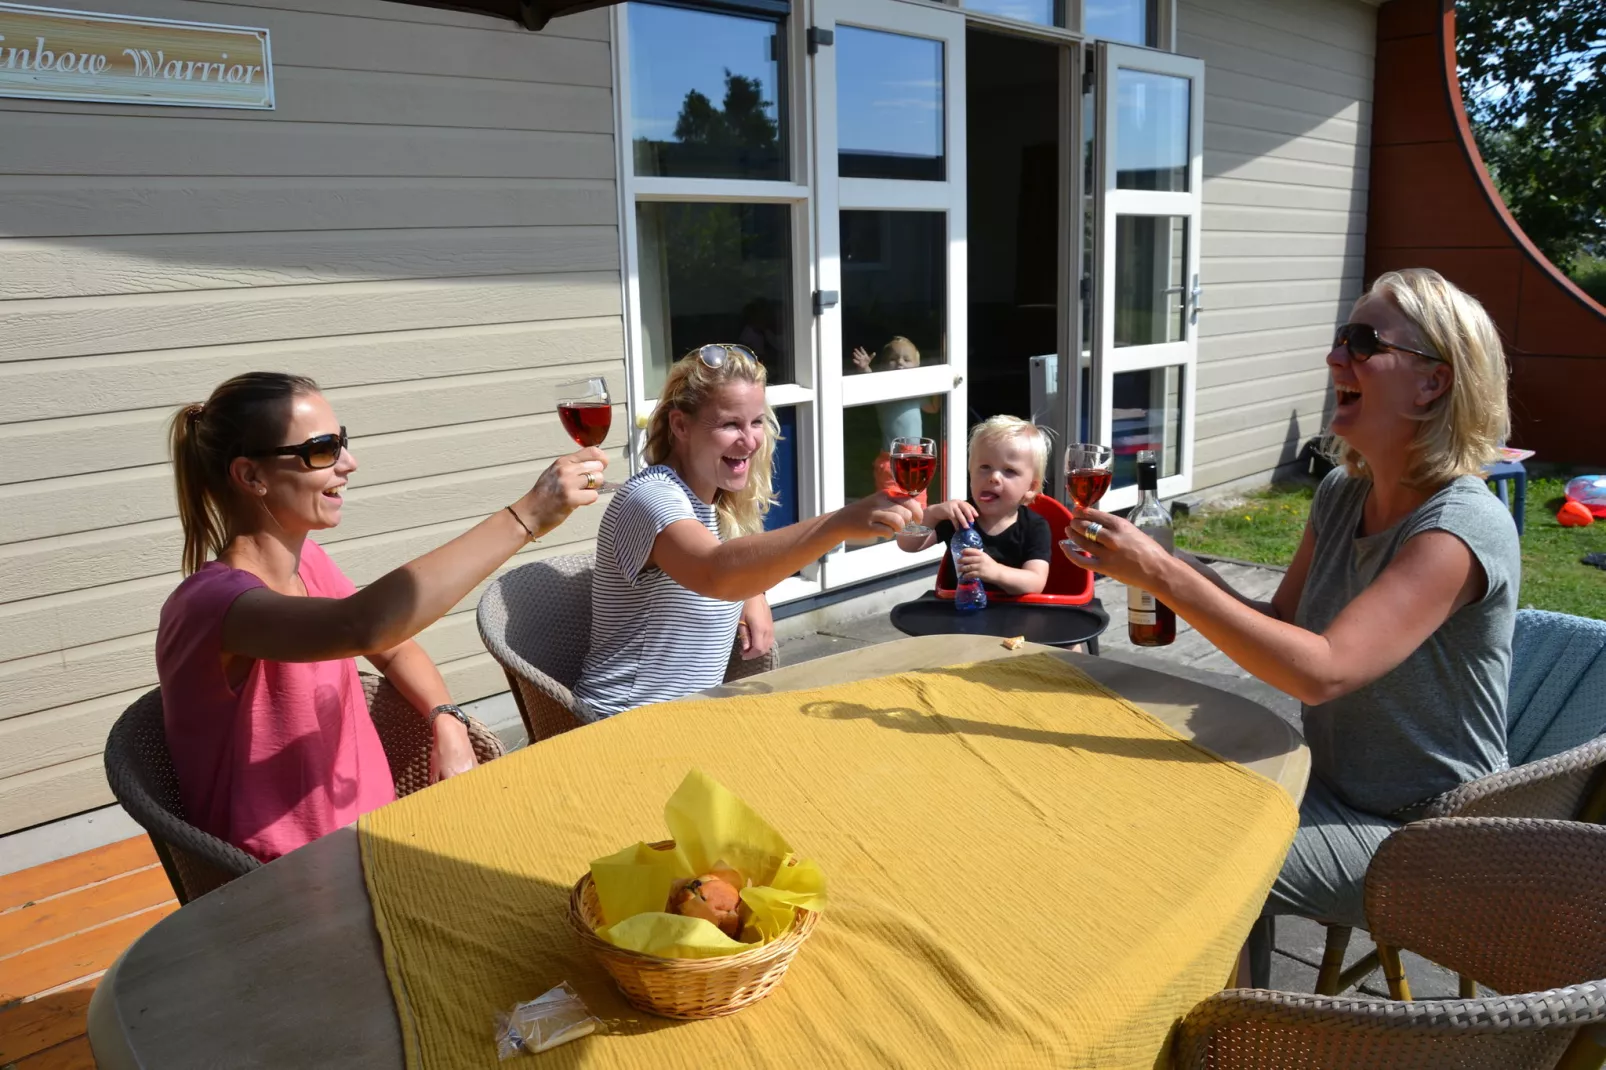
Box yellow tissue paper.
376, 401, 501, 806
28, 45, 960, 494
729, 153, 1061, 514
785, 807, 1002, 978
589, 841, 693, 930
589, 770, 826, 958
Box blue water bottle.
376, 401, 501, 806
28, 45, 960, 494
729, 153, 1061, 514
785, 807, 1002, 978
951, 526, 988, 612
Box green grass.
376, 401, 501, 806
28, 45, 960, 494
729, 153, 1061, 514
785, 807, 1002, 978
1521, 479, 1606, 618
1175, 482, 1314, 565
1174, 477, 1606, 620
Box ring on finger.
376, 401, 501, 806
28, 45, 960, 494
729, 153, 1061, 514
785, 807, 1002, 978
1084, 521, 1103, 545
584, 471, 602, 490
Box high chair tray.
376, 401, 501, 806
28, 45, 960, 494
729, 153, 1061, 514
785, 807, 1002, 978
889, 594, 1109, 649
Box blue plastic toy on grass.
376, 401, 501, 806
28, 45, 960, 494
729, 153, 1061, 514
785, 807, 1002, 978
1567, 476, 1606, 518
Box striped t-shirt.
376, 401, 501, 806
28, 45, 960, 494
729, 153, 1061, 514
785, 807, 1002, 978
572, 465, 741, 720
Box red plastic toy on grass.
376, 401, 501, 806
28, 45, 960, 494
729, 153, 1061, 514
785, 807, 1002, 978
1558, 500, 1595, 527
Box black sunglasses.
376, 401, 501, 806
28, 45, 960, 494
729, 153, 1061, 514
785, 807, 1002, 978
251, 427, 349, 469
1333, 323, 1444, 364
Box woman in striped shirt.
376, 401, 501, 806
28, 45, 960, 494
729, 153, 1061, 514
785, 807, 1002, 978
572, 344, 919, 719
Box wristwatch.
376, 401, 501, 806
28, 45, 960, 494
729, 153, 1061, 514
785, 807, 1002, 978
429, 703, 471, 730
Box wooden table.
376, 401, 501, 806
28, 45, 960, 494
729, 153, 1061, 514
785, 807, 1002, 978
88, 636, 1307, 1069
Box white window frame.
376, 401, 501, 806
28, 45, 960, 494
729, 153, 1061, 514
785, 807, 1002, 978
940, 0, 1173, 48
810, 0, 970, 590
613, 1, 822, 605
1090, 41, 1203, 511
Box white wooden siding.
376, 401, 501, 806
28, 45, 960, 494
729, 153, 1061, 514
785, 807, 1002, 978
1181, 0, 1375, 490
0, 0, 621, 832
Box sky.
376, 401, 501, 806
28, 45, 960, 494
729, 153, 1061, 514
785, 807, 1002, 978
627, 1, 1179, 173
629, 4, 781, 144
836, 24, 944, 162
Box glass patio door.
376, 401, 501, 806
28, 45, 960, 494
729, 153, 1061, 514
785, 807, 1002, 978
1091, 42, 1204, 511
811, 0, 969, 588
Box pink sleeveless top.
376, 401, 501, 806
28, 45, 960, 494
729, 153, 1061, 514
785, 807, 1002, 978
155, 540, 396, 861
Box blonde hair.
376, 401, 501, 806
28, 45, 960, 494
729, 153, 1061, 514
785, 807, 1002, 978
968, 415, 1051, 493
168, 372, 321, 575
1330, 268, 1509, 487
644, 348, 779, 538
875, 336, 920, 368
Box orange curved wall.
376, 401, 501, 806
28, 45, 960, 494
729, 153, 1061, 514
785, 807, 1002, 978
1367, 0, 1606, 465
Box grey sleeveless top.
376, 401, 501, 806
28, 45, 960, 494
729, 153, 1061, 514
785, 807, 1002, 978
1295, 469, 1520, 816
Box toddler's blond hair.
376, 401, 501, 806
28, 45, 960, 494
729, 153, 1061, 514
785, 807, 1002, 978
968, 415, 1051, 494
874, 336, 920, 369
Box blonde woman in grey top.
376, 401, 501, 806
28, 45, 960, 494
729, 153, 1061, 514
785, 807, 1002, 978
1064, 268, 1519, 932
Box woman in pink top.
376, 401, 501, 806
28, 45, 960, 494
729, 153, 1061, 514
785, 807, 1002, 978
157, 372, 606, 861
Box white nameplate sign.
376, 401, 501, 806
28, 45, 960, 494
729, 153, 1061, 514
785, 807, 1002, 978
0, 3, 272, 109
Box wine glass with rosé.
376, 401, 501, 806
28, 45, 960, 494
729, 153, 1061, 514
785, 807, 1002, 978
889, 435, 937, 537
1063, 442, 1114, 511
556, 376, 618, 491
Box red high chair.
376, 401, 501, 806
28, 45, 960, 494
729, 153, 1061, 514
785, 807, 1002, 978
933, 495, 1094, 605
893, 494, 1109, 653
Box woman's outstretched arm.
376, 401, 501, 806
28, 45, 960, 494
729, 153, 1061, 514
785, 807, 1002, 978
220, 449, 607, 663
649, 492, 919, 602
1064, 509, 1481, 705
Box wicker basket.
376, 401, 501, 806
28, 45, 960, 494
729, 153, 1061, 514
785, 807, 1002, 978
566, 840, 819, 1019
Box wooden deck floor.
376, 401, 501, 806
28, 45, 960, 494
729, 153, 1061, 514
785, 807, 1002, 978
0, 837, 177, 1070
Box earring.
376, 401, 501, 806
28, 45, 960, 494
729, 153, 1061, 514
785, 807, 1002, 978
257, 487, 267, 496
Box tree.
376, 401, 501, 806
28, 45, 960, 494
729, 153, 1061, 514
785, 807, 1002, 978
671, 69, 780, 160
635, 68, 782, 180
1456, 0, 1606, 269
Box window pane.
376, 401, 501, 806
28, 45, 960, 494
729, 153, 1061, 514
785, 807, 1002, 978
765, 405, 801, 531
842, 394, 948, 551
841, 211, 948, 377
1085, 0, 1156, 45
1115, 69, 1190, 192
629, 5, 786, 180
963, 0, 1060, 27
1114, 215, 1186, 347
1111, 365, 1183, 488
837, 27, 945, 181
636, 202, 795, 396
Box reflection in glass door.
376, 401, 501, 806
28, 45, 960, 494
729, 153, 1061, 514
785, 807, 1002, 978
1091, 43, 1203, 509
814, 0, 968, 588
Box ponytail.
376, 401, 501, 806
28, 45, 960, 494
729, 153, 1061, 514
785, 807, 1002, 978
168, 373, 320, 575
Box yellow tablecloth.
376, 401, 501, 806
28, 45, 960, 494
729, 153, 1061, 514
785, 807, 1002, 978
359, 654, 1297, 1069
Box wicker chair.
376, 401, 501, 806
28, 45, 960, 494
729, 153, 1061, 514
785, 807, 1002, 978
476, 552, 779, 746
1316, 610, 1606, 998
1179, 818, 1606, 1069
103, 675, 503, 905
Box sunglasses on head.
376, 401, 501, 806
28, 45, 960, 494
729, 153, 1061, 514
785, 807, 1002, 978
1333, 323, 1444, 364
251, 427, 349, 470
687, 343, 756, 369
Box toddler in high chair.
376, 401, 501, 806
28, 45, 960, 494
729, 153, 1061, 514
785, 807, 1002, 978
898, 416, 1052, 596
